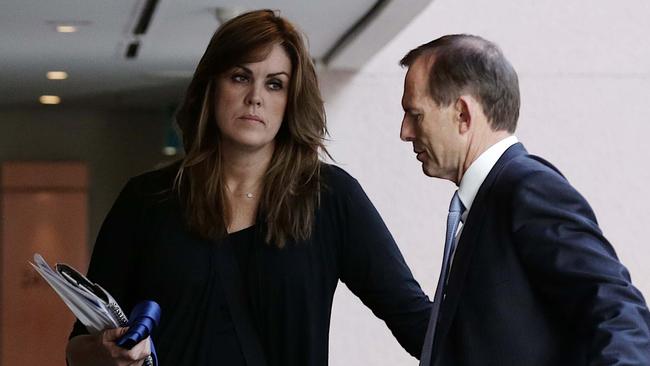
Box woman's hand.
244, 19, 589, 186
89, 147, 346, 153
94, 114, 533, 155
66, 327, 151, 366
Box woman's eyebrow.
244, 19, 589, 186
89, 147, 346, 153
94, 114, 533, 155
233, 65, 252, 74
234, 65, 289, 78
267, 71, 290, 78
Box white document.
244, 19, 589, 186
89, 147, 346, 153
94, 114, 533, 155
29, 253, 127, 334
31, 253, 155, 366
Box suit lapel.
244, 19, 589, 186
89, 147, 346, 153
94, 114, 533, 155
431, 143, 528, 361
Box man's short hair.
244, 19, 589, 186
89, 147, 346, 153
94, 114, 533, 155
400, 34, 520, 133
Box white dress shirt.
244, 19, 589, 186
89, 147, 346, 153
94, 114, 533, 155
450, 135, 519, 266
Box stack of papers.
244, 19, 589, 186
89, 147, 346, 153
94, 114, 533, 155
29, 253, 126, 333
31, 253, 156, 366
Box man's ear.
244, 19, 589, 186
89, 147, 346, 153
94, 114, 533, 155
455, 96, 472, 134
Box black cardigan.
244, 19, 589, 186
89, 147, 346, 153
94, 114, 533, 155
71, 163, 432, 365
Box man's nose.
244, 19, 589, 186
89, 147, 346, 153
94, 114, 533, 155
400, 117, 414, 142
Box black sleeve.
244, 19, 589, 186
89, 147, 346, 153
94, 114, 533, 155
334, 169, 432, 359
69, 178, 146, 338
511, 169, 650, 365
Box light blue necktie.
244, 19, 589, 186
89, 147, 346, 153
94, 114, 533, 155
419, 191, 464, 366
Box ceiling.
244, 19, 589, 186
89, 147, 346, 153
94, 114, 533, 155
0, 0, 431, 109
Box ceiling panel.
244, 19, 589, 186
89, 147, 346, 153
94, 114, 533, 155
1, 0, 431, 108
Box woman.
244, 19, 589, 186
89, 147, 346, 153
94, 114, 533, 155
66, 9, 431, 366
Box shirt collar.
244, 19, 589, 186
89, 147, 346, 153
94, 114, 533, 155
458, 135, 519, 221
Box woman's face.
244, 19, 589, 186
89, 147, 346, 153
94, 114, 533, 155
215, 43, 292, 153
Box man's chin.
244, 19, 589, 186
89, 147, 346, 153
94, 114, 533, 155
421, 164, 436, 178
422, 163, 447, 179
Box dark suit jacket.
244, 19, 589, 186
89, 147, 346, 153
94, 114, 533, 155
432, 143, 650, 366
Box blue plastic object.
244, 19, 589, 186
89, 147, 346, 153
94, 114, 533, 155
116, 301, 161, 365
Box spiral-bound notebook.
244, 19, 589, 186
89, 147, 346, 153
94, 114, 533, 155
30, 253, 154, 366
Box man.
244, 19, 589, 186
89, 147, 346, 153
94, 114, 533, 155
400, 34, 650, 365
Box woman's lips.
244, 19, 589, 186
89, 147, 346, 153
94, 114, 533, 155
239, 114, 263, 123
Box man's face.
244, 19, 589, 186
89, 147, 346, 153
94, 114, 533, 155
400, 57, 461, 180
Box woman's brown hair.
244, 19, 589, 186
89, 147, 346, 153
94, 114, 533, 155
174, 9, 328, 247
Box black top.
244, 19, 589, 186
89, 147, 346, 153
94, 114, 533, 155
71, 163, 432, 365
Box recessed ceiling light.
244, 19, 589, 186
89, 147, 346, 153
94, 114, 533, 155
56, 25, 78, 33
47, 20, 92, 32
47, 71, 68, 80
39, 95, 61, 105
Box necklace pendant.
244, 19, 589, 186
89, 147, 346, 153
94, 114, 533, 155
245, 193, 254, 198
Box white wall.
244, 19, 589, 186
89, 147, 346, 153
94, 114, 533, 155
323, 1, 650, 364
